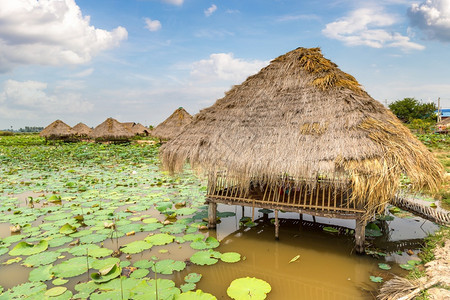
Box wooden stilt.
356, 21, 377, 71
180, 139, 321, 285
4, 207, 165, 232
312, 215, 316, 223
263, 213, 268, 221
355, 217, 365, 254
208, 202, 217, 229
241, 206, 245, 217
299, 213, 303, 229
251, 201, 255, 222
275, 210, 279, 240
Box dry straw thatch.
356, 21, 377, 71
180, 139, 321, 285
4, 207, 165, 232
91, 117, 134, 141
151, 107, 193, 140
71, 122, 92, 138
123, 122, 150, 136
40, 120, 73, 140
161, 47, 444, 220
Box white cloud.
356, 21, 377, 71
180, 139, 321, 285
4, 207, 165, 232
71, 68, 94, 78
145, 18, 162, 32
161, 0, 184, 5
190, 53, 269, 82
204, 4, 217, 17
323, 7, 425, 51
408, 0, 450, 41
0, 80, 94, 121
0, 0, 127, 72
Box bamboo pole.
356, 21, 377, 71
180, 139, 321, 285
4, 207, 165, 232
208, 202, 217, 229
275, 210, 279, 240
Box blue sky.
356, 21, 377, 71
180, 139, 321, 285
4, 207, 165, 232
1, 0, 449, 130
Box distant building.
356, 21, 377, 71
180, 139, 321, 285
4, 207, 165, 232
436, 108, 450, 120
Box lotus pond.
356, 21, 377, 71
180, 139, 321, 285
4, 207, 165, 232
0, 135, 440, 299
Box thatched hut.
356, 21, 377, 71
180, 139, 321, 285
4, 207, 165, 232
161, 47, 444, 253
151, 107, 193, 140
40, 120, 73, 141
71, 122, 92, 139
123, 122, 150, 136
436, 118, 450, 134
91, 118, 134, 142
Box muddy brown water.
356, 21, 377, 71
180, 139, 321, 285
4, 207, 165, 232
0, 193, 440, 299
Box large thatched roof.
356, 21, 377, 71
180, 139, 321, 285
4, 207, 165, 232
151, 107, 193, 140
40, 120, 73, 139
91, 118, 134, 141
161, 47, 444, 219
71, 122, 92, 137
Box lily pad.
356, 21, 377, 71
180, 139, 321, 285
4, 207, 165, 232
23, 251, 59, 267
29, 264, 53, 282
59, 223, 77, 235
177, 289, 217, 299
9, 240, 48, 256
91, 264, 121, 283
130, 268, 149, 279
190, 237, 219, 250
130, 278, 180, 300
48, 236, 73, 248
133, 259, 153, 269
89, 247, 114, 258
153, 259, 186, 275
121, 240, 152, 254
45, 286, 67, 297
365, 223, 382, 237
378, 263, 391, 270
52, 278, 69, 285
220, 252, 241, 263
92, 257, 121, 270
145, 233, 175, 246
184, 273, 202, 283
399, 264, 414, 270
369, 276, 383, 283
79, 233, 108, 244
190, 250, 221, 266
227, 277, 271, 300
180, 283, 196, 293
323, 227, 339, 233
51, 257, 89, 278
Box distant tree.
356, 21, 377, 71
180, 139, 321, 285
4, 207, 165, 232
388, 98, 436, 123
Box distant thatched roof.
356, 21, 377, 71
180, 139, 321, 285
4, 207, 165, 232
151, 107, 193, 140
122, 122, 150, 136
40, 120, 73, 140
91, 118, 134, 141
71, 122, 92, 136
437, 118, 450, 126
161, 47, 444, 219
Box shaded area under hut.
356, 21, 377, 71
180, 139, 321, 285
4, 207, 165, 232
161, 47, 444, 254
91, 117, 134, 142
39, 120, 73, 141
151, 107, 193, 140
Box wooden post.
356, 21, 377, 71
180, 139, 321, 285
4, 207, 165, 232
312, 215, 316, 223
275, 210, 279, 240
241, 206, 245, 218
299, 213, 303, 229
208, 202, 217, 229
355, 217, 365, 254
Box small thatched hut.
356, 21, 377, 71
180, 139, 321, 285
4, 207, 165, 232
40, 120, 73, 140
91, 118, 134, 142
123, 122, 150, 136
71, 122, 92, 139
151, 107, 193, 140
161, 47, 444, 253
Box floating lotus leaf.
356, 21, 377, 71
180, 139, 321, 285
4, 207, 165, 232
117, 223, 143, 234
89, 247, 113, 258
2, 234, 25, 246
3, 257, 22, 265
176, 289, 217, 299
23, 251, 59, 267
142, 223, 164, 232
130, 278, 180, 300
399, 264, 414, 270
45, 212, 72, 221
91, 264, 121, 283
0, 247, 9, 256
145, 233, 175, 246
369, 276, 383, 283
156, 202, 173, 212
0, 282, 47, 299
220, 252, 241, 263
160, 223, 186, 234
217, 211, 236, 218
407, 260, 421, 266
121, 240, 152, 254
365, 223, 383, 237
90, 290, 123, 300
180, 283, 196, 293
69, 244, 101, 256
45, 286, 67, 297
51, 257, 89, 278
142, 217, 159, 224
190, 237, 219, 250
91, 257, 121, 270
79, 233, 108, 244
190, 250, 221, 266
48, 236, 73, 248
227, 277, 272, 300
70, 229, 93, 238
130, 268, 149, 279
133, 259, 153, 269
378, 263, 391, 270
74, 280, 98, 298
184, 273, 202, 283
183, 234, 204, 241
323, 227, 339, 233
52, 278, 69, 285
175, 207, 197, 216
153, 259, 186, 275
29, 264, 53, 282
9, 240, 48, 256
59, 223, 77, 235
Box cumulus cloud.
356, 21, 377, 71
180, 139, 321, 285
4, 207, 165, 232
145, 18, 162, 32
323, 7, 425, 51
204, 4, 217, 17
190, 53, 269, 82
408, 0, 450, 41
0, 0, 128, 72
0, 80, 94, 121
